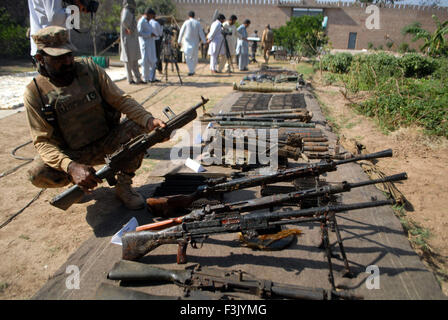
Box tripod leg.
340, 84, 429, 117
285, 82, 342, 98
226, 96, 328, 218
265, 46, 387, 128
174, 61, 183, 85
165, 60, 168, 82
321, 221, 336, 290
332, 216, 354, 278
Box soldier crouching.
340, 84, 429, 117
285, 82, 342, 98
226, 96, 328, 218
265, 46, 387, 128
24, 26, 167, 210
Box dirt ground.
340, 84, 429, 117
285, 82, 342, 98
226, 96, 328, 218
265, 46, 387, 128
310, 74, 448, 295
0, 57, 446, 299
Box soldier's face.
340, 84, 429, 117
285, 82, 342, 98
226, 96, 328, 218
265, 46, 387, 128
39, 52, 75, 79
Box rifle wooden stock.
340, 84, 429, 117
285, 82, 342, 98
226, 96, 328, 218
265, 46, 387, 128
146, 193, 199, 217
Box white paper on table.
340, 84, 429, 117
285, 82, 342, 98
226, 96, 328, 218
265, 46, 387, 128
111, 217, 139, 246
185, 157, 206, 173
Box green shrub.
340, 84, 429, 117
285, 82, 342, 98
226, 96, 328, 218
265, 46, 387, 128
386, 41, 394, 49
399, 42, 410, 53
0, 8, 30, 58
368, 42, 374, 50
432, 57, 448, 81
399, 53, 437, 78
320, 52, 353, 74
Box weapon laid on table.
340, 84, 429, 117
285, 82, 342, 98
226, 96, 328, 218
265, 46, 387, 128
203, 108, 310, 117
95, 282, 231, 300
138, 172, 407, 231
146, 148, 393, 216
50, 97, 209, 210
217, 120, 315, 128
122, 199, 394, 288
107, 261, 363, 300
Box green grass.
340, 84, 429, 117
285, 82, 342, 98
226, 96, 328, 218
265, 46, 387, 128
296, 62, 315, 80
0, 282, 9, 293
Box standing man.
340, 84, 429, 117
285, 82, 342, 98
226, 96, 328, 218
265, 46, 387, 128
218, 14, 237, 73
236, 19, 250, 71
120, 0, 144, 84
178, 11, 206, 76
28, 0, 88, 56
24, 26, 166, 210
138, 8, 158, 83
149, 13, 163, 74
250, 30, 258, 63
207, 14, 226, 74
261, 24, 274, 63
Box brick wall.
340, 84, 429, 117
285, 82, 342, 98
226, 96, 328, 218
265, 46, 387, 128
325, 6, 448, 50
173, 1, 448, 51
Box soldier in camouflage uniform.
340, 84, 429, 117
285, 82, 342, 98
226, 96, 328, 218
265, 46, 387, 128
24, 26, 167, 210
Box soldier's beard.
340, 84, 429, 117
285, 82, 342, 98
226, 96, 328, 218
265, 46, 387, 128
41, 63, 76, 86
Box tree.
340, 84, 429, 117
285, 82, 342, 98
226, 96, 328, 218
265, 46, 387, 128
273, 15, 328, 59
135, 0, 176, 16
402, 15, 448, 57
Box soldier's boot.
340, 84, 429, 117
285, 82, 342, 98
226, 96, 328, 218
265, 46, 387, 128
115, 172, 145, 210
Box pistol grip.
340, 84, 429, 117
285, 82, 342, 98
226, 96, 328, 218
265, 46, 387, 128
177, 241, 188, 264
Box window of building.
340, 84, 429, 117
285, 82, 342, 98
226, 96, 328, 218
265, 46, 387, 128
292, 8, 323, 17
348, 32, 357, 49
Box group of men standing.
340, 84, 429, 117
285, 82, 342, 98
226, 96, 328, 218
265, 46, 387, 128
120, 4, 276, 81
178, 13, 274, 74
120, 0, 161, 84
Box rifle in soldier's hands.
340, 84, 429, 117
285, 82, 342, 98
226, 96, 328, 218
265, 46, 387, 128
50, 97, 209, 210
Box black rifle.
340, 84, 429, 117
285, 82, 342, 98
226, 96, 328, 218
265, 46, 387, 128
146, 148, 393, 216
50, 97, 209, 210
139, 172, 407, 231
107, 261, 363, 300
122, 199, 394, 288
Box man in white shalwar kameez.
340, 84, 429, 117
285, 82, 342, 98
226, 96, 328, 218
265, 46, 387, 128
178, 11, 206, 76
137, 8, 158, 83
206, 14, 226, 74
120, 0, 144, 84
218, 15, 237, 73
236, 19, 251, 71
28, 0, 88, 56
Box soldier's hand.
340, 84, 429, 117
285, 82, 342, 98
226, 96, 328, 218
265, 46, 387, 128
147, 117, 169, 142
68, 162, 102, 193
147, 117, 166, 131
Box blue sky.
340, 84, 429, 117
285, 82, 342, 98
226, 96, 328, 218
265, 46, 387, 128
316, 0, 448, 7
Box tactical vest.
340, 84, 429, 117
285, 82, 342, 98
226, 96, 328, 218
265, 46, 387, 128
31, 58, 120, 150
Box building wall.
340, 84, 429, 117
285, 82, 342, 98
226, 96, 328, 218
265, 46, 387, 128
173, 0, 448, 51
175, 2, 291, 35
325, 5, 448, 50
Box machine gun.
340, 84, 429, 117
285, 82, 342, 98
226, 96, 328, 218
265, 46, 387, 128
139, 172, 406, 231
50, 97, 209, 210
122, 199, 394, 288
146, 148, 393, 216
107, 260, 363, 300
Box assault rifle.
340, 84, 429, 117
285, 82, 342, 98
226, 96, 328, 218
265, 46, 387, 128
122, 199, 393, 262
107, 260, 363, 300
139, 172, 407, 231
146, 148, 393, 216
203, 108, 311, 117
50, 97, 209, 210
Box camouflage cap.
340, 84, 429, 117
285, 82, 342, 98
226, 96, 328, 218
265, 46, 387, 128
32, 26, 76, 56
